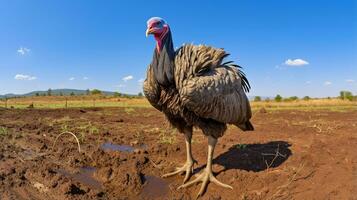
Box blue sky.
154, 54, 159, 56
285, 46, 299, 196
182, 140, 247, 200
0, 0, 356, 97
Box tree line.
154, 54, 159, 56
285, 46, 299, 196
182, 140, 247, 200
253, 90, 356, 102
33, 88, 144, 98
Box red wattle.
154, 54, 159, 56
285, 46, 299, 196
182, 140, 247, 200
154, 26, 169, 53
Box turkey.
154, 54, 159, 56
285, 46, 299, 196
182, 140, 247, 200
144, 17, 254, 198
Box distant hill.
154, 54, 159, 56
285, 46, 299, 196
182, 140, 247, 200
0, 90, 271, 100
0, 89, 117, 99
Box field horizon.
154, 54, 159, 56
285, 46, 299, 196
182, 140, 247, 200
1, 95, 356, 112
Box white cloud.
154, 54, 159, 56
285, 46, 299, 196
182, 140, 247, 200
69, 77, 75, 81
83, 77, 89, 80
17, 47, 30, 55
14, 74, 37, 81
123, 75, 133, 82
305, 81, 311, 84
324, 81, 332, 86
284, 58, 309, 66
346, 79, 355, 83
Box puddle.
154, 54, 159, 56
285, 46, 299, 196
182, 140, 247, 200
100, 142, 147, 153
141, 175, 169, 199
56, 167, 102, 189
101, 143, 135, 152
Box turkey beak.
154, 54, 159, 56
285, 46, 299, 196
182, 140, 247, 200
146, 28, 153, 37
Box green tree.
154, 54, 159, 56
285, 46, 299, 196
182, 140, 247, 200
70, 92, 75, 96
303, 96, 310, 101
35, 93, 40, 97
59, 92, 63, 96
340, 91, 353, 101
138, 92, 143, 97
86, 89, 90, 95
275, 94, 282, 102
91, 89, 102, 95
114, 92, 121, 97
289, 96, 299, 101
254, 96, 261, 102
47, 88, 52, 96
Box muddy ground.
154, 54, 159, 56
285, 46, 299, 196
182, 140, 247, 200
0, 107, 356, 200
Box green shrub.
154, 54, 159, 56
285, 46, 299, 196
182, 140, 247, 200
275, 94, 282, 102
340, 91, 353, 101
254, 96, 261, 102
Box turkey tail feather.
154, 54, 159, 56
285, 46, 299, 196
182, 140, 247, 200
221, 62, 251, 93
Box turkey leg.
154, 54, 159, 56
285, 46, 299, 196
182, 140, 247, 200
178, 136, 233, 198
162, 128, 197, 183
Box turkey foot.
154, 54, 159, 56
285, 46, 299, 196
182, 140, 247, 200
162, 159, 198, 183
178, 136, 233, 198
178, 167, 233, 198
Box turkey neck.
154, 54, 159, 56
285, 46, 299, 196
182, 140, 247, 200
151, 28, 175, 87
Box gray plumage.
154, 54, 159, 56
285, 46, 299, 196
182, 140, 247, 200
143, 43, 253, 138
144, 18, 253, 196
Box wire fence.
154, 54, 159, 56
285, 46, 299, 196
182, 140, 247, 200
0, 97, 150, 109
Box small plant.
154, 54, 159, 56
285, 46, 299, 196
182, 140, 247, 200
158, 129, 176, 144
60, 123, 70, 132
0, 126, 8, 136
124, 107, 135, 114
77, 122, 100, 142
88, 125, 99, 135
235, 144, 247, 150
80, 122, 99, 134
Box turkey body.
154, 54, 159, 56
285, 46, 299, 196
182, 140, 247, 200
143, 43, 253, 138
144, 18, 253, 197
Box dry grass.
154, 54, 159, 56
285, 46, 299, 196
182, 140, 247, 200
268, 162, 308, 200
251, 98, 357, 111
1, 96, 356, 111
53, 131, 81, 153
1, 96, 149, 109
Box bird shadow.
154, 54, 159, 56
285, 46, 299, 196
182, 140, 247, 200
195, 140, 292, 174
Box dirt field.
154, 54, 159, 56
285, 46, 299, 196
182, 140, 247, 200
0, 107, 356, 200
